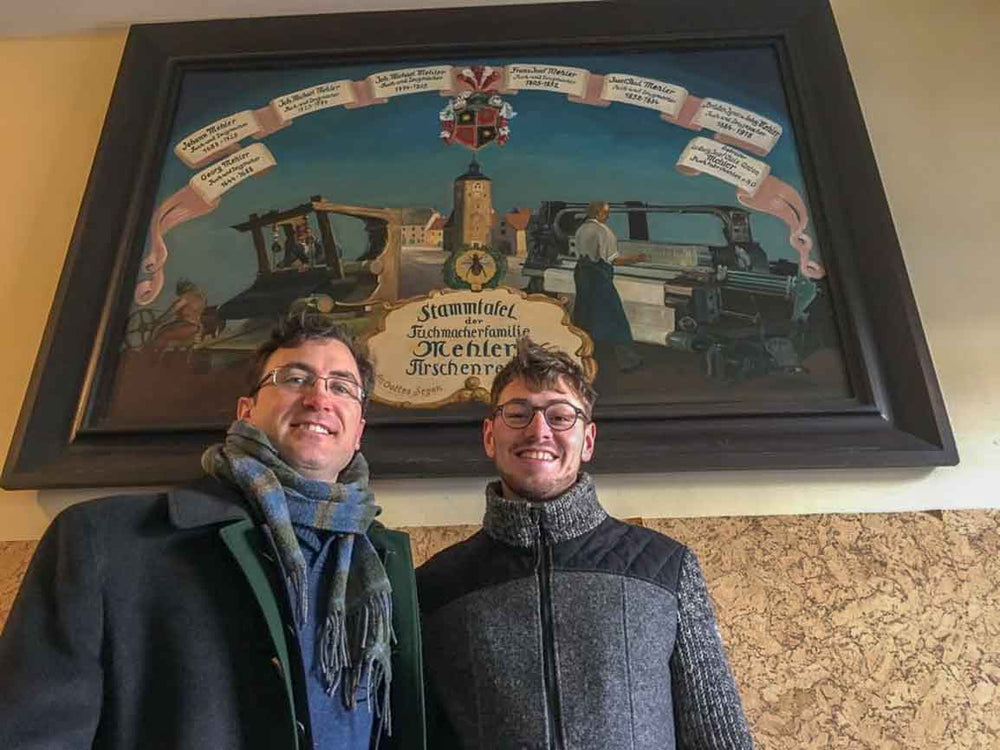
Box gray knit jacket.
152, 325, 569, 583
416, 474, 754, 750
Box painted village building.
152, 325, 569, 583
493, 207, 532, 257
426, 215, 446, 249
400, 207, 440, 247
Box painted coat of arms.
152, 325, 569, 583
439, 66, 516, 151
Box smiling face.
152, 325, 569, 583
236, 338, 366, 482
483, 375, 596, 501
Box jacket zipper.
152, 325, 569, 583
533, 509, 566, 750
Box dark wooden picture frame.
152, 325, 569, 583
2, 0, 957, 489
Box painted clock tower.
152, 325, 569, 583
445, 158, 494, 253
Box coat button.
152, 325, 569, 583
270, 656, 284, 679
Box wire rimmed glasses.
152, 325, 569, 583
253, 366, 364, 405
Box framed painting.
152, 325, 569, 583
2, 0, 957, 489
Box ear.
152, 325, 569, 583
482, 417, 496, 459
236, 396, 254, 421
354, 418, 367, 451
580, 420, 596, 463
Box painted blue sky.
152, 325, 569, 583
140, 46, 818, 309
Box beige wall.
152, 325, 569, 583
1, 31, 130, 538
2, 1, 999, 539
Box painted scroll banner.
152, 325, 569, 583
691, 98, 783, 156
676, 137, 823, 278
568, 75, 780, 155
677, 136, 771, 193
365, 287, 593, 408
173, 105, 289, 169
368, 65, 453, 99
172, 80, 359, 168
135, 144, 278, 305
271, 80, 358, 121
173, 110, 262, 169
599, 74, 689, 118
171, 62, 787, 171
503, 64, 591, 98
344, 64, 458, 110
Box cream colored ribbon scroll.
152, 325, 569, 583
135, 143, 277, 305
346, 65, 456, 108
564, 70, 782, 156
676, 137, 823, 278
501, 64, 592, 99
173, 81, 358, 169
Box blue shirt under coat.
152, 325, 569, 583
293, 525, 376, 750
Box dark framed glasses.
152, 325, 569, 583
493, 400, 589, 431
253, 366, 364, 404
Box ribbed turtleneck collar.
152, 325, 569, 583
482, 473, 608, 548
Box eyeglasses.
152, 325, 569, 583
493, 400, 589, 431
253, 366, 364, 404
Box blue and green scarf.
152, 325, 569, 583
202, 420, 393, 721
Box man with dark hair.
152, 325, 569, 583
417, 338, 753, 750
0, 315, 425, 750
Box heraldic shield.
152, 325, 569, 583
439, 65, 515, 152
453, 94, 500, 150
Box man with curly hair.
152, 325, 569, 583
418, 338, 753, 750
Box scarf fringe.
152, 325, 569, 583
355, 591, 394, 745
319, 610, 350, 693
320, 591, 395, 713
354, 589, 395, 659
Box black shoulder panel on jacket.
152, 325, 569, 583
417, 518, 688, 614
552, 517, 687, 595
416, 531, 537, 616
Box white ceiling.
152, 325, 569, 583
2, 0, 589, 39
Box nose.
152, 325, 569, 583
522, 408, 553, 438
300, 380, 334, 409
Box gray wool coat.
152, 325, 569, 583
417, 476, 754, 750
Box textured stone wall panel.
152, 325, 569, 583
2, 511, 998, 749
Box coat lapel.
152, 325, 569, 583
220, 520, 300, 750
168, 476, 300, 749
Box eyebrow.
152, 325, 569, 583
279, 362, 360, 385
502, 398, 580, 408
499, 398, 590, 418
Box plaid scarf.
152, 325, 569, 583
202, 420, 393, 723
